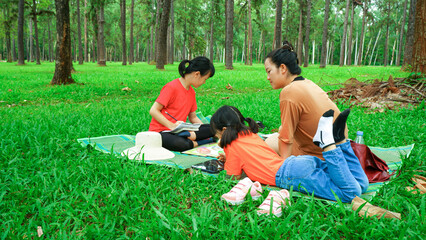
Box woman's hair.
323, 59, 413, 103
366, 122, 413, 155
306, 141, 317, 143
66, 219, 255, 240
178, 56, 215, 78
265, 41, 301, 75
210, 105, 259, 148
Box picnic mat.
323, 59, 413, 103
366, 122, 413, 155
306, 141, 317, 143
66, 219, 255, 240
77, 134, 415, 201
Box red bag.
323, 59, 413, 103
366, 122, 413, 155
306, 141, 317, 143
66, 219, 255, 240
351, 141, 391, 183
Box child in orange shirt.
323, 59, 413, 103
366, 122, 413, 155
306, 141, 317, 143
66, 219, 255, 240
211, 105, 368, 216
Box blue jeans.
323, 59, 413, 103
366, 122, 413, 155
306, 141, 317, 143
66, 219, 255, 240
275, 141, 369, 203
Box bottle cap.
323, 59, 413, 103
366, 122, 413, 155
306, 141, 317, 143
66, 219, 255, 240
356, 131, 364, 136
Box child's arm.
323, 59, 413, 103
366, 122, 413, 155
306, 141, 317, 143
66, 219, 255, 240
149, 102, 183, 130
188, 112, 203, 124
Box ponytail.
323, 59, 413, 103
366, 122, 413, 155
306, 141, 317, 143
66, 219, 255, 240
265, 40, 301, 75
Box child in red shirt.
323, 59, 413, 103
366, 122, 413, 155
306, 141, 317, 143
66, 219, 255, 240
149, 57, 215, 151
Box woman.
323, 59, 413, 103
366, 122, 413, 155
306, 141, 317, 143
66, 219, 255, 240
264, 41, 345, 160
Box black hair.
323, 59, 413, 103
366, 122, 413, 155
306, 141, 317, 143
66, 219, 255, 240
265, 41, 301, 75
178, 56, 215, 78
210, 105, 259, 148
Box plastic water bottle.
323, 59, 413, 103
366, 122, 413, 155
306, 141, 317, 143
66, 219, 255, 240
354, 131, 365, 144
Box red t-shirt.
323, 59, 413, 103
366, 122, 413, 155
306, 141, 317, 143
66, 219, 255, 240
224, 132, 284, 186
149, 79, 197, 132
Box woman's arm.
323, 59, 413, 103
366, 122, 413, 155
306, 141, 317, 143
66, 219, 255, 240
188, 112, 203, 124
278, 140, 293, 160
149, 102, 182, 130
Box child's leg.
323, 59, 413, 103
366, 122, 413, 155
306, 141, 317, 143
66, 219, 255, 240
160, 132, 194, 151
194, 124, 215, 140
337, 141, 369, 193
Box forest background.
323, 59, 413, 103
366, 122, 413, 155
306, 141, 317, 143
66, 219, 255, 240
0, 0, 423, 73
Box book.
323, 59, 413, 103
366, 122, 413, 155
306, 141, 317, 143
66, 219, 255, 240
164, 122, 201, 134
183, 142, 224, 158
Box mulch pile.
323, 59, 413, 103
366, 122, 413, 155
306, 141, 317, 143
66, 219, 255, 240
327, 75, 425, 111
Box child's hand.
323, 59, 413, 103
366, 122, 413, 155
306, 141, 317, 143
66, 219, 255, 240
172, 121, 184, 130
217, 152, 226, 163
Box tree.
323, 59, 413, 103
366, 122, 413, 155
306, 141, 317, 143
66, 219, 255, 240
296, 0, 303, 65
411, 0, 425, 73
120, 0, 126, 65
31, 0, 41, 64
209, 0, 215, 62
167, 0, 174, 64
247, 0, 252, 65
303, 0, 311, 67
129, 0, 135, 64
273, 0, 282, 49
403, 0, 416, 67
396, 0, 408, 66
51, 0, 75, 85
156, 0, 171, 69
225, 0, 234, 70
97, 3, 106, 66
320, 0, 331, 68
339, 0, 350, 66
84, 0, 88, 62
77, 0, 83, 64
17, 0, 25, 65
357, 0, 368, 65
383, 1, 391, 67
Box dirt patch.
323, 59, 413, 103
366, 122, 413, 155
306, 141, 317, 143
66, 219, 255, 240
327, 74, 425, 112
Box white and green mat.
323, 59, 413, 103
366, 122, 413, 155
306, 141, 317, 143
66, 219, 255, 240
77, 134, 415, 201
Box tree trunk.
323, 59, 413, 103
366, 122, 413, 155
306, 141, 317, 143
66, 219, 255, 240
247, 0, 252, 65
297, 0, 303, 65
3, 7, 12, 63
273, 0, 282, 49
402, 0, 416, 67
156, 0, 171, 69
129, 0, 135, 64
120, 0, 127, 65
369, 29, 381, 65
209, 0, 215, 62
411, 0, 425, 73
320, 0, 331, 68
76, 0, 83, 64
303, 0, 311, 67
383, 2, 390, 67
29, 18, 33, 62
396, 0, 408, 66
339, 0, 350, 66
84, 0, 88, 62
357, 0, 368, 65
347, 1, 354, 65
97, 5, 106, 66
12, 38, 17, 61
155, 0, 161, 62
168, 0, 174, 64
51, 0, 74, 85
18, 0, 25, 65
225, 0, 234, 70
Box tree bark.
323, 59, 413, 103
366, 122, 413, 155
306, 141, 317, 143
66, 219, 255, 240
97, 5, 106, 66
411, 0, 425, 73
29, 18, 33, 62
3, 7, 12, 62
303, 0, 311, 67
357, 0, 368, 65
120, 0, 127, 65
339, 0, 350, 66
225, 0, 234, 70
273, 0, 282, 49
297, 0, 303, 65
383, 2, 390, 67
168, 0, 174, 64
77, 0, 83, 64
347, 1, 354, 65
396, 0, 408, 66
209, 0, 215, 62
84, 0, 88, 62
129, 0, 135, 64
155, 0, 161, 62
403, 0, 416, 67
320, 0, 330, 68
13, 38, 17, 62
247, 0, 252, 65
18, 0, 25, 65
156, 0, 171, 69
51, 0, 74, 85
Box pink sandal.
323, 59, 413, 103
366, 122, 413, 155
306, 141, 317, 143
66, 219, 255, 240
221, 177, 263, 205
257, 189, 290, 217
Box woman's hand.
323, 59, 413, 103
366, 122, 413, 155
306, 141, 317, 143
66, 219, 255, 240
172, 120, 184, 130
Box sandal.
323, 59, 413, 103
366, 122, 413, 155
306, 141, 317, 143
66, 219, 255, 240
221, 177, 263, 205
257, 189, 290, 217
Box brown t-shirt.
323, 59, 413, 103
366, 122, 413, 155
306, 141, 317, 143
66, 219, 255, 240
279, 79, 340, 159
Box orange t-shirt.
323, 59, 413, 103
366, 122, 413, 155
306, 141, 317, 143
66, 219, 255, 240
279, 79, 340, 159
224, 133, 284, 186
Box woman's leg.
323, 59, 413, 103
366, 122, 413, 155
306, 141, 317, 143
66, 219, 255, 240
160, 132, 194, 152
194, 124, 214, 140
337, 141, 369, 193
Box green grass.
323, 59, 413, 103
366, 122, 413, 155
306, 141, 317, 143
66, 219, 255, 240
0, 61, 424, 239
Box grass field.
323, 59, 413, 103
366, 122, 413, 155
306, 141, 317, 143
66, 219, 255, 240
0, 61, 424, 239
